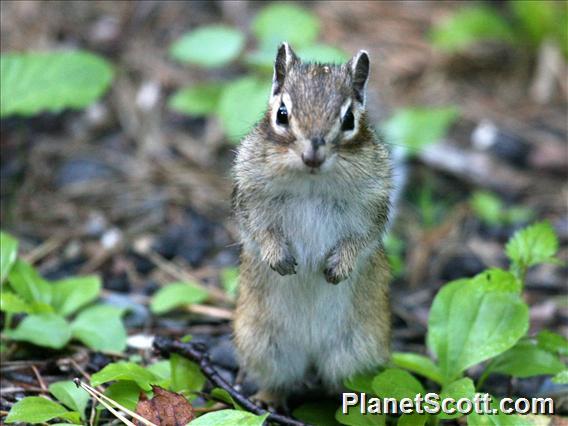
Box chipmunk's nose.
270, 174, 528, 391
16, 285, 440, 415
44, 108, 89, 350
302, 137, 326, 168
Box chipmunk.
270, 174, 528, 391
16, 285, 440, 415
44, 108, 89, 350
232, 43, 393, 405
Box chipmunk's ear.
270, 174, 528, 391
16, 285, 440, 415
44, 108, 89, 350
349, 50, 370, 104
272, 42, 298, 96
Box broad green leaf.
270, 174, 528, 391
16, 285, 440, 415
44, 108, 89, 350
102, 381, 142, 412
297, 44, 349, 63
490, 341, 565, 378
344, 372, 377, 394
430, 6, 515, 53
51, 275, 101, 316
537, 330, 568, 356
217, 77, 271, 143
5, 396, 79, 423
470, 191, 504, 226
438, 377, 476, 420
150, 281, 209, 314
552, 370, 568, 384
510, 0, 560, 46
0, 232, 18, 284
170, 353, 206, 395
399, 413, 427, 426
71, 304, 126, 352
427, 279, 529, 383
372, 368, 424, 400
470, 268, 521, 294
49, 380, 89, 419
170, 26, 245, 68
7, 259, 52, 304
391, 352, 444, 384
91, 362, 157, 391
146, 360, 172, 388
211, 388, 242, 410
168, 83, 224, 116
506, 221, 559, 269
467, 396, 534, 426
336, 406, 386, 425
8, 313, 71, 349
220, 267, 239, 299
191, 410, 269, 426
0, 291, 32, 314
292, 401, 339, 426
381, 107, 458, 157
1, 51, 113, 117
252, 4, 320, 50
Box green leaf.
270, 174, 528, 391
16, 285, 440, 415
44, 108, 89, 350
427, 279, 529, 383
391, 352, 444, 384
438, 377, 475, 420
170, 353, 206, 395
336, 406, 386, 425
8, 313, 71, 349
4, 396, 79, 423
470, 268, 522, 294
490, 341, 565, 378
211, 388, 242, 410
217, 77, 271, 143
0, 232, 18, 284
398, 413, 428, 426
168, 83, 224, 116
51, 275, 101, 317
552, 370, 568, 384
510, 0, 560, 46
0, 291, 32, 314
297, 44, 349, 63
150, 281, 209, 314
372, 368, 424, 400
91, 362, 157, 391
467, 397, 534, 426
252, 3, 320, 50
506, 221, 559, 270
170, 26, 245, 68
430, 6, 515, 53
146, 360, 172, 388
102, 381, 142, 412
71, 304, 127, 352
191, 409, 269, 426
7, 259, 52, 304
220, 267, 239, 299
537, 330, 568, 356
292, 401, 339, 426
381, 107, 458, 157
470, 191, 504, 226
49, 380, 90, 420
1, 51, 113, 117
344, 372, 377, 394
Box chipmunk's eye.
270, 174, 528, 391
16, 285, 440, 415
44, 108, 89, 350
341, 107, 355, 131
276, 102, 289, 126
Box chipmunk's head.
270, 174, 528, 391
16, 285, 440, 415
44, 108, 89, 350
261, 42, 373, 174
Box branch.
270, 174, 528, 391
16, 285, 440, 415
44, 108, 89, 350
153, 336, 309, 426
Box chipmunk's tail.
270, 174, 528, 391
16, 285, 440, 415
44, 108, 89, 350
387, 143, 407, 231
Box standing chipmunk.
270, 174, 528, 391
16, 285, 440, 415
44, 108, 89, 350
232, 43, 392, 404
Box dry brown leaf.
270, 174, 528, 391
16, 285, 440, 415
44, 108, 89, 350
135, 386, 195, 426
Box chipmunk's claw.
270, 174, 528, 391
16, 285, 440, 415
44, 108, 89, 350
323, 267, 344, 284
270, 254, 297, 276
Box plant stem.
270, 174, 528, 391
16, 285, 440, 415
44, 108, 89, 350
476, 359, 496, 391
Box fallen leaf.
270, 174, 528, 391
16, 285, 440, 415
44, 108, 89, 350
135, 386, 194, 426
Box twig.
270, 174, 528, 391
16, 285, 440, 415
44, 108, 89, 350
153, 337, 309, 426
30, 365, 48, 393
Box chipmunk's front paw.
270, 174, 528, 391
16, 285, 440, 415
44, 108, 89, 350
324, 251, 351, 284
269, 252, 297, 276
